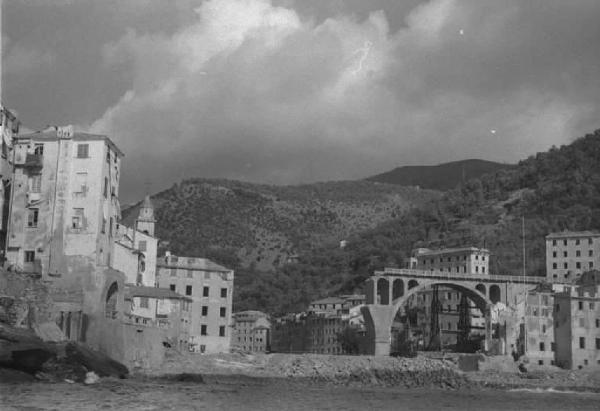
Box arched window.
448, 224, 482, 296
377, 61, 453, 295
105, 282, 118, 319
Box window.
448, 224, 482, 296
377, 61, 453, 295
109, 217, 113, 237
101, 218, 106, 234
590, 238, 594, 245
76, 143, 89, 158
576, 250, 581, 257
201, 325, 207, 336
591, 302, 595, 310
579, 337, 585, 349
596, 319, 599, 328
72, 208, 84, 229
551, 342, 556, 351
553, 263, 557, 269
552, 251, 557, 258
140, 297, 149, 308
75, 172, 87, 194
103, 177, 108, 198
220, 307, 226, 317
29, 173, 42, 193
552, 240, 557, 246
576, 262, 581, 269
563, 251, 568, 257
203, 286, 209, 297
201, 306, 208, 316
482, 267, 486, 273
563, 240, 567, 246
564, 262, 568, 269
138, 241, 147, 252
200, 344, 206, 353
576, 239, 580, 246
475, 266, 479, 273
33, 144, 44, 155
590, 262, 594, 269
27, 208, 39, 227
187, 269, 193, 278
169, 284, 175, 291
106, 149, 111, 163
220, 288, 227, 298
24, 250, 35, 263
219, 326, 226, 337
596, 339, 600, 349
185, 285, 192, 296
579, 301, 584, 310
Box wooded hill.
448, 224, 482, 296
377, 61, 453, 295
367, 159, 515, 190
123, 129, 600, 314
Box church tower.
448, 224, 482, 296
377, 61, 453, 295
136, 194, 155, 237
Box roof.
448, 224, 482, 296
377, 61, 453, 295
125, 285, 191, 301
546, 231, 600, 239
413, 247, 489, 256
15, 128, 124, 157
157, 255, 231, 272
310, 296, 346, 306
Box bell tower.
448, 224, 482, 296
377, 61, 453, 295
136, 194, 155, 236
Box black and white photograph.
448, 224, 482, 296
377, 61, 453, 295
1, 0, 600, 409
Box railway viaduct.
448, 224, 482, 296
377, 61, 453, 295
360, 268, 543, 355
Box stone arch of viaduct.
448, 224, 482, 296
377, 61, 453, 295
361, 275, 507, 356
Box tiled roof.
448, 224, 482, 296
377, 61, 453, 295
157, 255, 231, 272
125, 285, 191, 301
546, 230, 600, 239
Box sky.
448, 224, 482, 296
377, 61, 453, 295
2, 0, 600, 203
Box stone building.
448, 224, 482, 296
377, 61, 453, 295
0, 105, 19, 257
545, 231, 600, 283
156, 253, 234, 354
554, 272, 600, 369
124, 285, 192, 352
231, 310, 270, 353
271, 313, 348, 355
2, 126, 133, 362
409, 247, 490, 274
520, 285, 555, 365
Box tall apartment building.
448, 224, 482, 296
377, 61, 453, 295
410, 247, 490, 274
545, 231, 600, 283
5, 126, 123, 277
521, 286, 555, 366
156, 253, 234, 354
0, 105, 20, 255
553, 271, 600, 370
3, 126, 126, 354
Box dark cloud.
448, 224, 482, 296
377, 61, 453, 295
3, 0, 600, 203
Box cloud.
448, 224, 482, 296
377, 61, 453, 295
6, 0, 600, 202
3, 44, 55, 76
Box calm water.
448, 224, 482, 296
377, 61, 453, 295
2, 376, 599, 410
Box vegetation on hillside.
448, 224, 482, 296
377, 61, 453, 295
124, 130, 600, 315
367, 159, 515, 191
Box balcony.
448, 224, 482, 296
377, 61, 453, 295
23, 153, 43, 168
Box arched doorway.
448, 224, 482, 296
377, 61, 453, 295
392, 279, 404, 300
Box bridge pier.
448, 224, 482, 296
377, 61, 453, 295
361, 304, 396, 356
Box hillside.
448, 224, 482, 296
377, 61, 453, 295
367, 159, 515, 190
121, 179, 440, 272
340, 130, 600, 290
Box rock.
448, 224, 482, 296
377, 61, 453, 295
64, 342, 128, 378
84, 371, 100, 385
